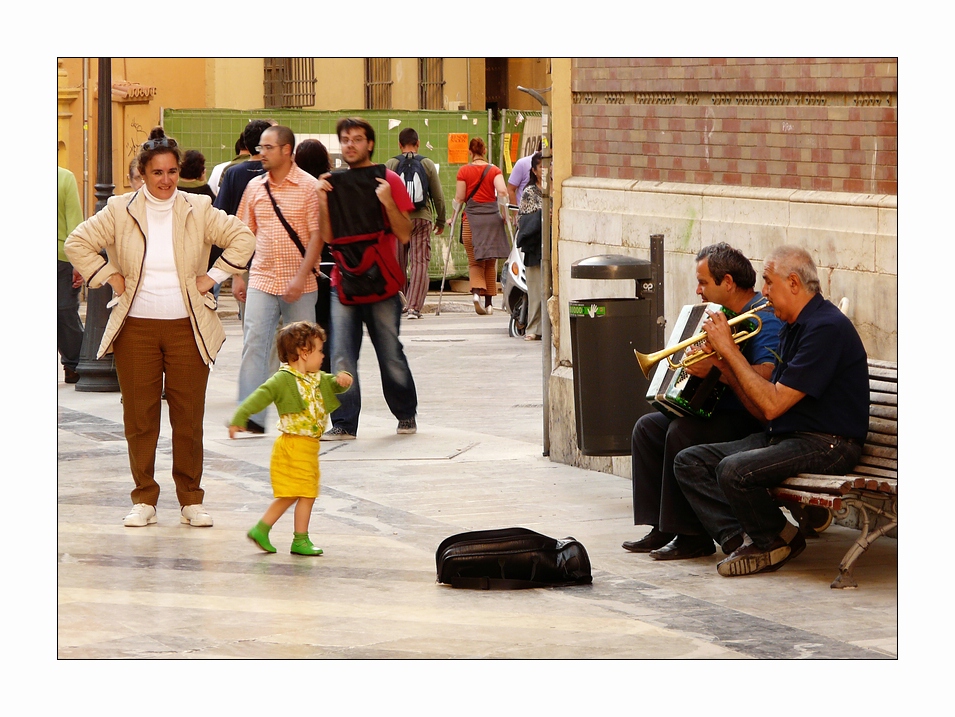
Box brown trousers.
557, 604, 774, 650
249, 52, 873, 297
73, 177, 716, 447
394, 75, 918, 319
461, 215, 498, 297
112, 317, 210, 507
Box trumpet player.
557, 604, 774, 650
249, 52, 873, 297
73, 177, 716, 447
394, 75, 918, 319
674, 246, 869, 577
624, 243, 783, 560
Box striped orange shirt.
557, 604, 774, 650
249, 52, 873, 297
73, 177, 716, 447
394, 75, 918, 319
238, 164, 322, 296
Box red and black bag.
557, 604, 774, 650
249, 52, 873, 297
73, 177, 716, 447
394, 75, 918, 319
325, 165, 405, 305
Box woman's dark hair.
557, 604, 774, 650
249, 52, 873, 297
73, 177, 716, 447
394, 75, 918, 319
180, 150, 206, 180
528, 152, 542, 186
276, 321, 326, 364
469, 137, 486, 157
137, 127, 181, 175
295, 139, 331, 178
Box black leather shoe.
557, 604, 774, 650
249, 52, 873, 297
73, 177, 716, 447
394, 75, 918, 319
622, 528, 675, 553
650, 534, 717, 561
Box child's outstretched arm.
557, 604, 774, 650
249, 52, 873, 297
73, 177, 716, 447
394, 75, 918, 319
335, 371, 354, 389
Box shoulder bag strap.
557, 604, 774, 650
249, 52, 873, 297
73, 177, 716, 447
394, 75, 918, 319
264, 181, 320, 279
465, 164, 492, 204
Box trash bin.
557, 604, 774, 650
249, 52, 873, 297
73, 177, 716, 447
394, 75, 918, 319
569, 254, 659, 456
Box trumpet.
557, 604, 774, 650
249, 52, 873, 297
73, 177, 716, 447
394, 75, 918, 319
634, 299, 773, 379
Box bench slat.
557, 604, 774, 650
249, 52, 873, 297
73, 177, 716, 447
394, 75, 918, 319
866, 430, 897, 447
869, 416, 897, 434
773, 487, 844, 510
857, 454, 898, 471
862, 443, 898, 460
867, 358, 898, 371
869, 366, 898, 381
851, 476, 898, 493
778, 475, 853, 494
850, 465, 899, 481
870, 390, 897, 406
870, 404, 898, 420
870, 378, 898, 395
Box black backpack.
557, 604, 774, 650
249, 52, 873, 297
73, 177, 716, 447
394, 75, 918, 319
394, 152, 430, 211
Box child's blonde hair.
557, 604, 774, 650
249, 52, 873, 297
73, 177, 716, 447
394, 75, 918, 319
276, 321, 326, 364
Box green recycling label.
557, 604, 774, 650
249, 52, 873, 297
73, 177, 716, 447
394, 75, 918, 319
569, 303, 607, 318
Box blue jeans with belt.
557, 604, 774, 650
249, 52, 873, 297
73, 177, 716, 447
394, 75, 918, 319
674, 431, 863, 549
329, 291, 417, 435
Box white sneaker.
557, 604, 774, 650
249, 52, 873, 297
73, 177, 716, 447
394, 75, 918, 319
124, 503, 157, 527
180, 504, 213, 527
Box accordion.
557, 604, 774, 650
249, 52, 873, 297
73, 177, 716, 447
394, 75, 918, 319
645, 302, 751, 420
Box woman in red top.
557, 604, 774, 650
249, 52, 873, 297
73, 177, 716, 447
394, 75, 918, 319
451, 137, 510, 315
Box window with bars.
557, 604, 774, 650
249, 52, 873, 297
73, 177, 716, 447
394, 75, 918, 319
418, 58, 445, 110
264, 58, 316, 109
365, 58, 392, 109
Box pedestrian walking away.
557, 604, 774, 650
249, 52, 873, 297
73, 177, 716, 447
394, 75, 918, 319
316, 116, 418, 440
451, 137, 510, 315
64, 126, 255, 528
384, 127, 447, 320
230, 321, 352, 555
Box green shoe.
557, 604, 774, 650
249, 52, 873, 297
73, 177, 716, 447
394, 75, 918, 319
290, 532, 323, 556
247, 521, 276, 553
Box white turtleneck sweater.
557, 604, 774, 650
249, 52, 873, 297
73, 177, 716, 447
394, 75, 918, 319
128, 188, 189, 319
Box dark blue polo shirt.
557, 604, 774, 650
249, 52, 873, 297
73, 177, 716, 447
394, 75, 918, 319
767, 293, 869, 440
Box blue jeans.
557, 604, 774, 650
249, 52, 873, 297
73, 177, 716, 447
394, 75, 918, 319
238, 287, 317, 426
329, 291, 417, 435
674, 431, 863, 549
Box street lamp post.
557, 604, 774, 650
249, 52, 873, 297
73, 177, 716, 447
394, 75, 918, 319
517, 85, 552, 456
75, 57, 120, 392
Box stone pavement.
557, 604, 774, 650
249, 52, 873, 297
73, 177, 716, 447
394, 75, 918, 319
56, 289, 897, 660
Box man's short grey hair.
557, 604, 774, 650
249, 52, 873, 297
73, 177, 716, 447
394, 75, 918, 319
766, 246, 821, 294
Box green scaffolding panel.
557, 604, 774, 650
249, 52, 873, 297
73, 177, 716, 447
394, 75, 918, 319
163, 108, 496, 281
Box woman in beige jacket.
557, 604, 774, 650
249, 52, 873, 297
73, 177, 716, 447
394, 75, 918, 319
65, 127, 255, 529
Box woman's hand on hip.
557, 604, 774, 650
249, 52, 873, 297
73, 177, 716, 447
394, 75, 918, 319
107, 273, 126, 296
196, 274, 215, 295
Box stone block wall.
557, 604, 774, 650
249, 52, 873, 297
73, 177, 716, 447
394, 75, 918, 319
548, 179, 897, 475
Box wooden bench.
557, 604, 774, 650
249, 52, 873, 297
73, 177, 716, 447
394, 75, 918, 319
771, 358, 898, 589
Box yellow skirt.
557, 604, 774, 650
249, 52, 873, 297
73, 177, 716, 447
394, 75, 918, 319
270, 433, 320, 498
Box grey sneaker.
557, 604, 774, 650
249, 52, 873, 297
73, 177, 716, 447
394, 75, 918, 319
396, 418, 417, 435
123, 503, 157, 527
321, 426, 356, 441
180, 504, 213, 527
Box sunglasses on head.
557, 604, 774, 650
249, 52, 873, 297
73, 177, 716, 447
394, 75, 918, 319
141, 137, 178, 151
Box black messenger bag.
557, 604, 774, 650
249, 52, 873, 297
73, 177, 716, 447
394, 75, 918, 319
435, 527, 593, 589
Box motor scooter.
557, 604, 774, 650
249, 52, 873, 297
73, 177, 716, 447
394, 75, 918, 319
500, 204, 528, 338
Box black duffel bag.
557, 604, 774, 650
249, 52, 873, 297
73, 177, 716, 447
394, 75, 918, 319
435, 527, 593, 589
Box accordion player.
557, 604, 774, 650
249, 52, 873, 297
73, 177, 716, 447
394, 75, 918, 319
645, 302, 765, 420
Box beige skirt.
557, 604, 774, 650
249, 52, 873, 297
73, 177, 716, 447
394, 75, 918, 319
270, 433, 320, 498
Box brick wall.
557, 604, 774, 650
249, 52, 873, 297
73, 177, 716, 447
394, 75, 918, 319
571, 58, 897, 195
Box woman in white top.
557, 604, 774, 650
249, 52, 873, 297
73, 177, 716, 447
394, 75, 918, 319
65, 127, 255, 529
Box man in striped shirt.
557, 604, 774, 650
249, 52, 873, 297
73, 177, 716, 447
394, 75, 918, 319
235, 125, 323, 434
